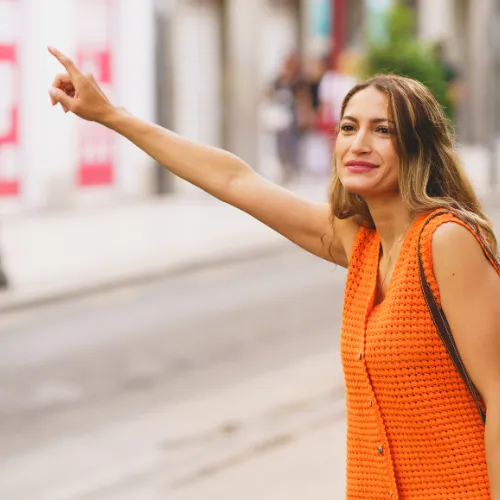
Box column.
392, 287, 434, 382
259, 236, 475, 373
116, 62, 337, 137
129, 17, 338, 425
114, 0, 157, 200
21, 0, 78, 209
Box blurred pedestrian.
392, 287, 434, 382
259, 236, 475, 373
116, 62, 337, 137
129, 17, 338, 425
301, 54, 332, 178
0, 260, 8, 289
48, 47, 500, 499
269, 51, 304, 185
0, 232, 9, 289
304, 54, 330, 115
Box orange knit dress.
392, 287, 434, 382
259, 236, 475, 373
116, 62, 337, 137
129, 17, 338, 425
341, 210, 499, 499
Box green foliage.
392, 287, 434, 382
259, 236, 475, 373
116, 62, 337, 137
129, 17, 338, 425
363, 2, 451, 116
385, 0, 415, 43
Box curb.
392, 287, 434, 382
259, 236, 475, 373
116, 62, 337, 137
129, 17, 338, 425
0, 240, 293, 314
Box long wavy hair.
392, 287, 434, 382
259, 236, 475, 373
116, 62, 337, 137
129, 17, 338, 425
329, 74, 498, 256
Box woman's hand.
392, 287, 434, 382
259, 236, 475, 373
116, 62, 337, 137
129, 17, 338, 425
48, 46, 115, 124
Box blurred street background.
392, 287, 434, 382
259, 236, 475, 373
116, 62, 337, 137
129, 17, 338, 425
0, 0, 499, 499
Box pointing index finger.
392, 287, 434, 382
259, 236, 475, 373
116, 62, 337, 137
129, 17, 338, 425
48, 46, 80, 78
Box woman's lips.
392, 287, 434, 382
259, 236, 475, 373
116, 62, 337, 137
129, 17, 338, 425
345, 161, 379, 173
347, 165, 375, 173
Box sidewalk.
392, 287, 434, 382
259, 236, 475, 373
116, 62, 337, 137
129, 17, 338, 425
0, 181, 329, 312
0, 351, 346, 499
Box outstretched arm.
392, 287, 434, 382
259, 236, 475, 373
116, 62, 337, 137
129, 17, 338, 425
48, 47, 358, 267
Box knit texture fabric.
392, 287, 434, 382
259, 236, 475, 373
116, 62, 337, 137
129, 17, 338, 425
341, 210, 498, 499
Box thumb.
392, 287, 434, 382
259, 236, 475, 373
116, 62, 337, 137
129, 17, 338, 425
49, 87, 73, 111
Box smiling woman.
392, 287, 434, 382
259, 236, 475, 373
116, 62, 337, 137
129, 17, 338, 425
330, 76, 497, 248
47, 46, 500, 499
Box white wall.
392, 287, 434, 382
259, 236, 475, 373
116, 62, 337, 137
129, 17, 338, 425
171, 0, 222, 148
22, 0, 78, 210
417, 0, 453, 41
114, 0, 157, 201
170, 0, 223, 193
258, 2, 298, 86
225, 0, 263, 169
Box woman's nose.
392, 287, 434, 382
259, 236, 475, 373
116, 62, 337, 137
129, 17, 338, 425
350, 131, 372, 154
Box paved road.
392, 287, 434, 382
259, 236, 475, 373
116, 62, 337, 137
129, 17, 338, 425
0, 248, 348, 499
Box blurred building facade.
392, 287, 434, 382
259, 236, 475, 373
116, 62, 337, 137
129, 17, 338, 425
156, 0, 304, 194
416, 0, 500, 188
0, 0, 498, 213
0, 0, 157, 213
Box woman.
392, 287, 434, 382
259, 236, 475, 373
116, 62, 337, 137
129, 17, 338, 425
48, 46, 500, 499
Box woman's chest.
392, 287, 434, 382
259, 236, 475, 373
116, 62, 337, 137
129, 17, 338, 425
341, 251, 440, 373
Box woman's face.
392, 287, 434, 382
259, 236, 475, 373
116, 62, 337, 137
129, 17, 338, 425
335, 86, 400, 198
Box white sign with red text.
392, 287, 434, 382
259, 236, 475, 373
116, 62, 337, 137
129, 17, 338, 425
75, 0, 115, 187
0, 0, 20, 196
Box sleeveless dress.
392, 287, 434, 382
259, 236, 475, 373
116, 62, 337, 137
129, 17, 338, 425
340, 210, 500, 499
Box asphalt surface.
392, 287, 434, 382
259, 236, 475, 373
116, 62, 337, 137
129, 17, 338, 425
0, 247, 348, 499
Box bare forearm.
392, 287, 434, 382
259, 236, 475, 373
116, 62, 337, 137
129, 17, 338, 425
103, 107, 252, 201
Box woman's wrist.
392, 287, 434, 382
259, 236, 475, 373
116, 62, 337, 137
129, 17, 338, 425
101, 105, 129, 131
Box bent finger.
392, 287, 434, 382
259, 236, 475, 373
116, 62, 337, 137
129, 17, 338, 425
52, 73, 72, 88
49, 87, 74, 112
51, 73, 73, 105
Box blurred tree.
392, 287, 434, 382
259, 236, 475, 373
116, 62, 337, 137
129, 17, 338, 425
363, 2, 451, 117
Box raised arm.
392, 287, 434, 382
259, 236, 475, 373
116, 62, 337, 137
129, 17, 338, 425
47, 47, 358, 267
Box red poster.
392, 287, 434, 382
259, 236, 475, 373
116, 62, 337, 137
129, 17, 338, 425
0, 0, 20, 197
75, 0, 115, 187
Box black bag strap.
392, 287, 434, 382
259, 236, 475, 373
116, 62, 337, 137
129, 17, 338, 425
417, 210, 495, 425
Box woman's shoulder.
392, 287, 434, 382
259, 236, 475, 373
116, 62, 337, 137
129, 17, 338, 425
417, 209, 476, 252
418, 209, 496, 263
432, 219, 500, 278
419, 208, 500, 302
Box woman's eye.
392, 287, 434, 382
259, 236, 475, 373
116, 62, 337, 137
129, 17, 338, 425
340, 124, 355, 132
377, 127, 390, 134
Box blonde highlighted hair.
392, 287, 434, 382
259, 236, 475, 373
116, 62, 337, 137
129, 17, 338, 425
329, 74, 498, 256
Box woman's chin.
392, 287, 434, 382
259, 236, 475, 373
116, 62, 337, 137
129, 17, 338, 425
341, 179, 378, 197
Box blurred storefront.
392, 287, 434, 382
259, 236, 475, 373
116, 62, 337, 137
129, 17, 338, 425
0, 0, 21, 208
0, 0, 306, 209
0, 0, 157, 213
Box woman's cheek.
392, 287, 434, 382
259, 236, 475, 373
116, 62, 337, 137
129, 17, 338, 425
335, 139, 350, 162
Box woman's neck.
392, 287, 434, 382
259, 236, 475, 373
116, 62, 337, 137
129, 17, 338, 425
366, 195, 416, 255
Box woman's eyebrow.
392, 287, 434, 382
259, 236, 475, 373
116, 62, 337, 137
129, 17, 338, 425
342, 115, 395, 125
